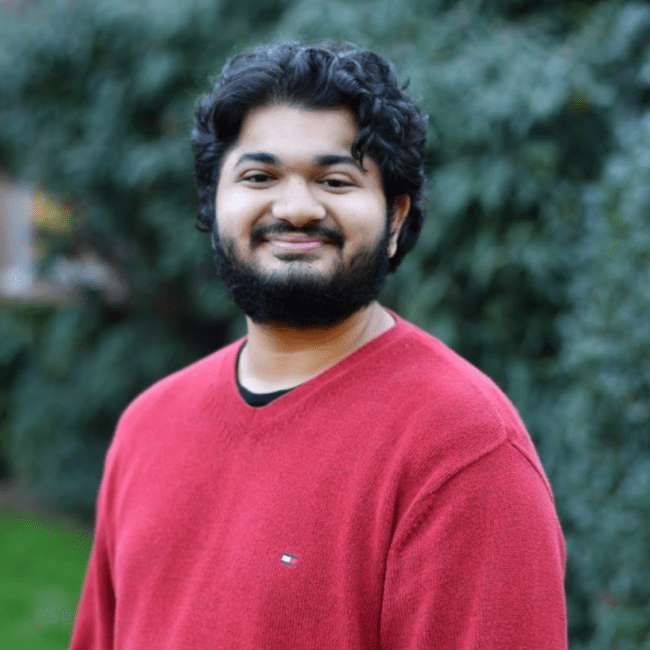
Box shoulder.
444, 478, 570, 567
383, 318, 512, 406
128, 338, 239, 411
375, 318, 519, 437
372, 320, 561, 551
365, 318, 552, 494
105, 339, 242, 453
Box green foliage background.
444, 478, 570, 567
1, 0, 649, 647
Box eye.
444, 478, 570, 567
322, 177, 353, 189
242, 172, 273, 184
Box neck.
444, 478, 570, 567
238, 301, 395, 393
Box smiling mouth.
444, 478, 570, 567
269, 238, 325, 252
251, 224, 345, 250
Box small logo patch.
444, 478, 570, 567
280, 553, 298, 567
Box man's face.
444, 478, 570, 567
213, 103, 406, 327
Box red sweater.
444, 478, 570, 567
70, 317, 567, 649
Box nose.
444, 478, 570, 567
271, 176, 326, 225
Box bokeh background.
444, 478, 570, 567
1, 0, 649, 647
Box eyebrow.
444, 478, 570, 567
234, 151, 364, 171
314, 154, 364, 171
234, 152, 278, 167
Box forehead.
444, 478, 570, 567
227, 103, 360, 164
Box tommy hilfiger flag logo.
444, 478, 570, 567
280, 553, 298, 567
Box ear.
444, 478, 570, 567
388, 194, 410, 259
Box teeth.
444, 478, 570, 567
272, 240, 322, 251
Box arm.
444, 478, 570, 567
69, 478, 116, 649
380, 442, 567, 649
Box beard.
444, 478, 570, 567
212, 221, 391, 328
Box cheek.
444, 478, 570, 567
216, 190, 254, 229
341, 195, 387, 236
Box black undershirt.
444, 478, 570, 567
237, 382, 294, 408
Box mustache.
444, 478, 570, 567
251, 223, 345, 249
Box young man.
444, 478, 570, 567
70, 42, 567, 649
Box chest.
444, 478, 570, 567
109, 419, 399, 647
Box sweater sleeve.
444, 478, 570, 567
68, 476, 116, 649
380, 441, 567, 650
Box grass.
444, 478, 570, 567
0, 509, 93, 650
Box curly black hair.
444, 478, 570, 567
192, 41, 427, 272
